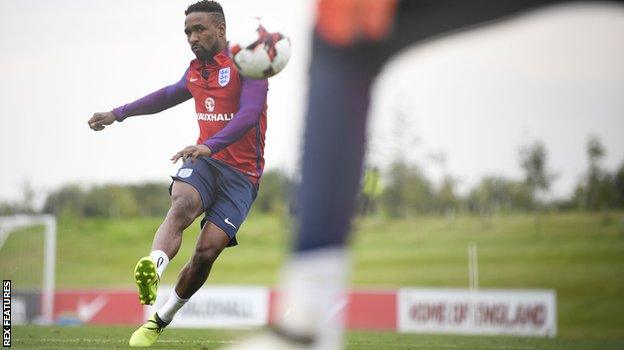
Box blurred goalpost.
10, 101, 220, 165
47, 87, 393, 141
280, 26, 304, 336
0, 215, 56, 325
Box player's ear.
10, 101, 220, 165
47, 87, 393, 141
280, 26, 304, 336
218, 22, 226, 38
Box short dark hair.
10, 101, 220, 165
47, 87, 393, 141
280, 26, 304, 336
185, 1, 225, 23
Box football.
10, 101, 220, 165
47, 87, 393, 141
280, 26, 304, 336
228, 17, 291, 79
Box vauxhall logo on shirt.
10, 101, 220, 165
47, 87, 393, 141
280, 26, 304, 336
198, 96, 234, 122
205, 97, 215, 112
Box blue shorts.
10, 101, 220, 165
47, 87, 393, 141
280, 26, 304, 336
171, 157, 258, 247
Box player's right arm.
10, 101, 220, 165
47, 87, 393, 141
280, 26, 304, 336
88, 69, 192, 131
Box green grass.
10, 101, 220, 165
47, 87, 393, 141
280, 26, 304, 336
52, 213, 291, 286
3, 210, 624, 347
13, 325, 624, 349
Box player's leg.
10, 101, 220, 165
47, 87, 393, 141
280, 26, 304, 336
274, 2, 585, 347
268, 2, 578, 345
222, 15, 388, 348
150, 181, 204, 274
133, 181, 204, 306
228, 2, 592, 349
151, 221, 230, 327
155, 160, 257, 324
271, 35, 382, 349
129, 182, 206, 348
134, 156, 217, 309
130, 164, 217, 347
225, 37, 379, 350
176, 221, 231, 299
135, 224, 230, 346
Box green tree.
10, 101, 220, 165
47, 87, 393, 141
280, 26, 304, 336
19, 180, 36, 214
581, 135, 614, 210
615, 162, 624, 208
43, 184, 86, 218
382, 161, 434, 217
128, 183, 171, 217
84, 185, 139, 218
254, 170, 292, 214
468, 176, 533, 214
437, 175, 459, 214
519, 141, 554, 205
0, 201, 20, 215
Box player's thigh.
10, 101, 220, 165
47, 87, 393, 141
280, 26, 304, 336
205, 168, 257, 247
170, 180, 204, 219
194, 221, 231, 258
170, 158, 219, 217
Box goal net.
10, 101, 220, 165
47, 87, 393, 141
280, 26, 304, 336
0, 215, 56, 325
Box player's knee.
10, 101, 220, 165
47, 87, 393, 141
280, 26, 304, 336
168, 195, 198, 228
191, 245, 221, 267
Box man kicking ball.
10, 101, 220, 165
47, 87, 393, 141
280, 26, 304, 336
87, 1, 269, 347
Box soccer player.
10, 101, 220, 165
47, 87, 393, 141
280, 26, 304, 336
226, 0, 621, 349
87, 1, 269, 347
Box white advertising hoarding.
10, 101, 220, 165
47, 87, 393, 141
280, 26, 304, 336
146, 285, 269, 328
398, 288, 556, 337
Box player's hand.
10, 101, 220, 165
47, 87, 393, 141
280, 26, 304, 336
88, 112, 117, 131
171, 144, 212, 164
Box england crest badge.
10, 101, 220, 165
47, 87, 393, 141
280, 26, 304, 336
218, 67, 230, 87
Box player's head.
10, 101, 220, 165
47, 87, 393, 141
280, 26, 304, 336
184, 1, 226, 61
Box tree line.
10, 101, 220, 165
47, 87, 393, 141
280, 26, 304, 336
1, 136, 622, 219
376, 136, 623, 217
387, 136, 623, 217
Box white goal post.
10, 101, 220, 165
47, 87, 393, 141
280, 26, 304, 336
0, 215, 56, 325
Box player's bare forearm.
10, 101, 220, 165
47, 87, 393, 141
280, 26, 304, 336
88, 111, 116, 131
171, 144, 212, 164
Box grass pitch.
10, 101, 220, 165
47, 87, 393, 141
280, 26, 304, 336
13, 325, 624, 349
3, 211, 624, 347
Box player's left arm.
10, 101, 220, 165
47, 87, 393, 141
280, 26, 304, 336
203, 77, 269, 153
171, 77, 269, 163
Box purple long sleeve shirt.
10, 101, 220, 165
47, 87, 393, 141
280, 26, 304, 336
112, 69, 268, 155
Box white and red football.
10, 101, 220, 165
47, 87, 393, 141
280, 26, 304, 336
228, 17, 291, 79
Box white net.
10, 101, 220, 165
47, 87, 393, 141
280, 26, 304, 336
0, 215, 56, 324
